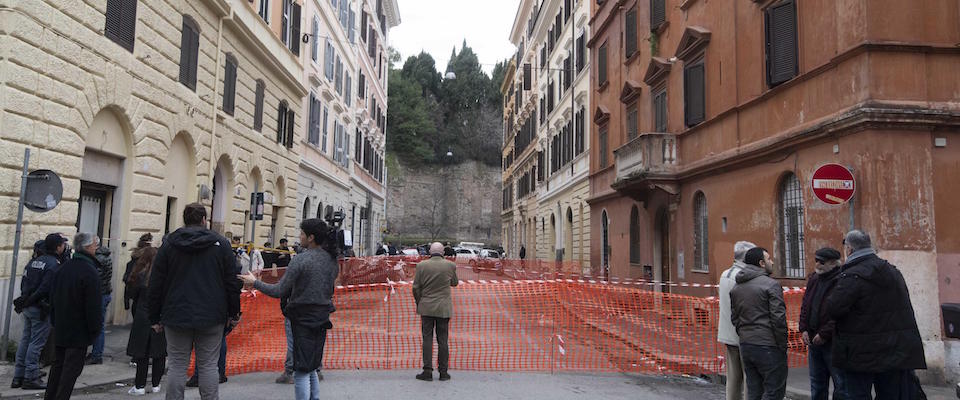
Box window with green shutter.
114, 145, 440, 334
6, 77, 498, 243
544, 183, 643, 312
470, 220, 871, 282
222, 54, 237, 116
650, 0, 666, 32
178, 15, 200, 91
105, 0, 138, 52
765, 0, 799, 87
254, 80, 265, 132
598, 42, 608, 86
684, 61, 705, 127
625, 6, 637, 58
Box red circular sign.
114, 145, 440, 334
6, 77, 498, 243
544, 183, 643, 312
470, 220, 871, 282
811, 164, 856, 205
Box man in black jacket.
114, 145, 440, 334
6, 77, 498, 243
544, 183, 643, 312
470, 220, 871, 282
44, 232, 103, 400
825, 230, 926, 399
148, 203, 241, 400
86, 245, 112, 365
12, 234, 67, 390
730, 247, 787, 400
798, 248, 843, 400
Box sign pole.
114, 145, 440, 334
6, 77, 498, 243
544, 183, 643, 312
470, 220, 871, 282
847, 166, 855, 231
1, 148, 30, 361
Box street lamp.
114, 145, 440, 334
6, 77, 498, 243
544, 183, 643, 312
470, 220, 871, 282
444, 71, 457, 80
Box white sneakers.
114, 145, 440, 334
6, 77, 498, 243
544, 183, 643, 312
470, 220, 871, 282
127, 385, 160, 396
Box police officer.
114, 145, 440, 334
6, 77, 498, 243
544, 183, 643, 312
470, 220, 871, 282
12, 233, 67, 390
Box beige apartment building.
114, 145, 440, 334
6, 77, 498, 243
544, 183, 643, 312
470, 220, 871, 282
294, 0, 397, 256
502, 0, 591, 267
0, 0, 305, 328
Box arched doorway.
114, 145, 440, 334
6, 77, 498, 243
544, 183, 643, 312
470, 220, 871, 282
245, 167, 263, 243
79, 108, 132, 246
601, 210, 610, 280
211, 156, 234, 235
163, 133, 197, 234
654, 207, 671, 293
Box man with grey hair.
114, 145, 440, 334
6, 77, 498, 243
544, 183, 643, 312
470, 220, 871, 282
413, 242, 459, 382
826, 230, 926, 399
717, 241, 755, 400
44, 232, 103, 400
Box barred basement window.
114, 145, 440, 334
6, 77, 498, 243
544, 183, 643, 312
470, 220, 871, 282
779, 173, 806, 278
693, 191, 708, 272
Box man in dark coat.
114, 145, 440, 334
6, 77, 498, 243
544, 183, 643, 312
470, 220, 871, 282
798, 248, 844, 400
12, 234, 67, 390
44, 232, 103, 400
148, 203, 241, 400
412, 243, 459, 382
730, 247, 787, 400
825, 230, 926, 399
87, 244, 113, 365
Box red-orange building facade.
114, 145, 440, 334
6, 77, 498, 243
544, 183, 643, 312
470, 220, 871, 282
587, 0, 960, 381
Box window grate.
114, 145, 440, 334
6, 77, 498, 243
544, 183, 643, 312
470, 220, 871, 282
779, 173, 806, 278
693, 192, 708, 271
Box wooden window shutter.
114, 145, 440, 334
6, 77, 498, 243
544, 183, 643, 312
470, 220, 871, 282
178, 17, 199, 91
654, 90, 667, 132
290, 2, 301, 56
627, 107, 638, 140
523, 63, 531, 91
650, 0, 666, 31
254, 81, 265, 132
361, 12, 368, 41
766, 0, 798, 87
286, 110, 295, 148
684, 62, 705, 127
277, 102, 286, 143
598, 43, 607, 85
349, 10, 356, 43
223, 56, 237, 116
625, 7, 637, 58
105, 0, 138, 52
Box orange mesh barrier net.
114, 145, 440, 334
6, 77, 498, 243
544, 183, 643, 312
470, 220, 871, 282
219, 256, 808, 376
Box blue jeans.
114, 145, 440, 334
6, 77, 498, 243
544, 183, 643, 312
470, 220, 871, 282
808, 343, 844, 400
90, 294, 111, 359
14, 306, 50, 380
739, 343, 788, 400
293, 371, 319, 400
284, 318, 293, 374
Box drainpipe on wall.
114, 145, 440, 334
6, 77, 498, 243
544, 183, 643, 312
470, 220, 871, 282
208, 13, 229, 222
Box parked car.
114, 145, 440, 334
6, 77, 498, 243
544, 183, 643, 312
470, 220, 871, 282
454, 247, 478, 263
471, 249, 503, 275
401, 247, 419, 256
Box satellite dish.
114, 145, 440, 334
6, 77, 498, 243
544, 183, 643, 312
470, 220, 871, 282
23, 170, 62, 213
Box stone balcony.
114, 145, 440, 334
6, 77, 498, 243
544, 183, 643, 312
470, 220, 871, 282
612, 132, 680, 200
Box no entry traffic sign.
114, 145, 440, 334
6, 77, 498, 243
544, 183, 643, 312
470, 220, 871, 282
811, 164, 855, 205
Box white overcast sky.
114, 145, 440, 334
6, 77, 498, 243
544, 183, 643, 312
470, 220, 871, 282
389, 0, 520, 76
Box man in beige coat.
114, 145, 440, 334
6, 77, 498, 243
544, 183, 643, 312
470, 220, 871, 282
412, 242, 459, 382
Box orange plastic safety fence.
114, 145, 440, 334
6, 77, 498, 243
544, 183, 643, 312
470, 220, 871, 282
220, 265, 808, 376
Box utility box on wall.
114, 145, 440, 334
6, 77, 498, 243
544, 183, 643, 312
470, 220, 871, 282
942, 303, 960, 339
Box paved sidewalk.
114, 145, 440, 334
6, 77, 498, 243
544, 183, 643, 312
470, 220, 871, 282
0, 325, 136, 399
71, 370, 725, 400
786, 367, 956, 400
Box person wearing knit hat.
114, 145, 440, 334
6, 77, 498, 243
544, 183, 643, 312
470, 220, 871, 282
798, 247, 843, 400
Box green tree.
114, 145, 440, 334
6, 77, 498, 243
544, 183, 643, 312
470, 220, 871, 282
386, 70, 436, 166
